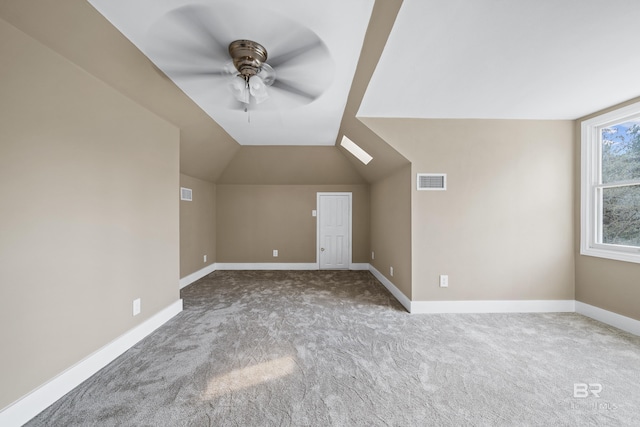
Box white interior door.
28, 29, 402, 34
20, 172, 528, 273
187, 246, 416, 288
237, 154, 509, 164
317, 193, 351, 269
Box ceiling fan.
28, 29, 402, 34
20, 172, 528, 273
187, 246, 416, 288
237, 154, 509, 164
145, 3, 334, 111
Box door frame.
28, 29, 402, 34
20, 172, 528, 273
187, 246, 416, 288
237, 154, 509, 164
316, 192, 353, 269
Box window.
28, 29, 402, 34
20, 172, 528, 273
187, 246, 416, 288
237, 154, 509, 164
340, 135, 372, 165
581, 100, 640, 263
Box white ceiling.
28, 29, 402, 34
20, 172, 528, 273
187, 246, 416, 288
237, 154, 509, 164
359, 0, 640, 120
88, 0, 374, 146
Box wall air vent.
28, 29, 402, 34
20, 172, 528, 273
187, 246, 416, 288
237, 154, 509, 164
417, 173, 446, 191
180, 187, 193, 201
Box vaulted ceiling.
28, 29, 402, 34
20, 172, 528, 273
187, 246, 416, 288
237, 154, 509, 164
2, 0, 640, 182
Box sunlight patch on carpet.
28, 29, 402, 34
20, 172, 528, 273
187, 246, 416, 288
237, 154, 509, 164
203, 356, 296, 399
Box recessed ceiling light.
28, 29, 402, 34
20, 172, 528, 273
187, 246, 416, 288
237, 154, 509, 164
340, 136, 372, 165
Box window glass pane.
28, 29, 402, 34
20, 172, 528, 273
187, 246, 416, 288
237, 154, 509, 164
601, 119, 640, 183
601, 184, 640, 246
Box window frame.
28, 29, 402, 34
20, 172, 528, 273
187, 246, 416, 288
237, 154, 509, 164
581, 100, 640, 263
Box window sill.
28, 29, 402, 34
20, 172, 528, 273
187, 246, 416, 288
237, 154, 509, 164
581, 245, 640, 264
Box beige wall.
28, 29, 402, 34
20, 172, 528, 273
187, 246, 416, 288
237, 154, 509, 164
370, 165, 412, 298
217, 185, 370, 264
0, 19, 180, 410
361, 118, 575, 301
217, 146, 367, 185
575, 97, 640, 321
575, 257, 640, 320
180, 174, 216, 278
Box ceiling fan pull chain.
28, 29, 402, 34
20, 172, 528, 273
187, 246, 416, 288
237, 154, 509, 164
244, 77, 250, 123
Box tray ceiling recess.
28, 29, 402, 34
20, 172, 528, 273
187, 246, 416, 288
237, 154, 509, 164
88, 0, 374, 146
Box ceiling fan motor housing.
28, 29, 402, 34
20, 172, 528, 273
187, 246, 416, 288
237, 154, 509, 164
229, 40, 268, 79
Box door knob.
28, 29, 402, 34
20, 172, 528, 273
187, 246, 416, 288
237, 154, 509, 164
320, 248, 325, 252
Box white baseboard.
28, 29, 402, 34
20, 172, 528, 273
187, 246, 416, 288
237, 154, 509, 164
0, 299, 183, 427
215, 263, 319, 270
179, 263, 216, 289
576, 301, 640, 336
411, 299, 575, 314
214, 263, 371, 272
368, 265, 411, 312
366, 267, 575, 315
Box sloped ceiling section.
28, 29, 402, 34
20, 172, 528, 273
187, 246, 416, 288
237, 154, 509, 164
336, 0, 409, 183
88, 0, 375, 147
0, 0, 239, 182
359, 0, 640, 120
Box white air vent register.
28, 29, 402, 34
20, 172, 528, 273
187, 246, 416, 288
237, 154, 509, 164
180, 187, 193, 201
417, 173, 446, 191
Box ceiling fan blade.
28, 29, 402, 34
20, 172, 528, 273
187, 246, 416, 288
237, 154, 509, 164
267, 39, 328, 69
146, 27, 226, 72
166, 5, 230, 60
271, 79, 320, 103
146, 4, 234, 75
148, 36, 216, 63
167, 67, 233, 79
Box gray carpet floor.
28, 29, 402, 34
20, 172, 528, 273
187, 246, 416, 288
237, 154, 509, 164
27, 270, 640, 426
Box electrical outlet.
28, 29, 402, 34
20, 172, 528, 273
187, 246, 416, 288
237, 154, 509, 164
390, 266, 394, 277
203, 255, 207, 263
312, 210, 317, 217
439, 275, 449, 288
372, 251, 375, 260
133, 298, 141, 316
273, 249, 278, 257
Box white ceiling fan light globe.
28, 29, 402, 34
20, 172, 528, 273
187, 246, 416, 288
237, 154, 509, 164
249, 76, 269, 104
230, 75, 250, 104
258, 63, 276, 86
223, 61, 237, 75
